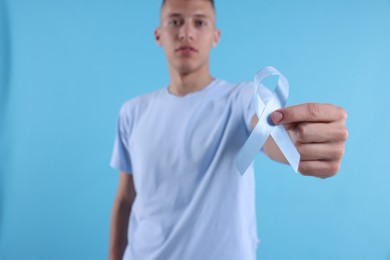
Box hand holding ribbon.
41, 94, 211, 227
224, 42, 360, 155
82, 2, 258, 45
235, 66, 300, 175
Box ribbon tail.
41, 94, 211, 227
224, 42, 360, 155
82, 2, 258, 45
271, 125, 300, 173
234, 121, 270, 175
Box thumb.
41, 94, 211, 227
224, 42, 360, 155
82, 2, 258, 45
270, 110, 283, 124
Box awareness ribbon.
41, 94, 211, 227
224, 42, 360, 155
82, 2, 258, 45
235, 66, 300, 175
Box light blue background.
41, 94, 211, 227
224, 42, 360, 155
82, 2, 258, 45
1, 0, 389, 259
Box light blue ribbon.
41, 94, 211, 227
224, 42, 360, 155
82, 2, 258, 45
235, 66, 300, 175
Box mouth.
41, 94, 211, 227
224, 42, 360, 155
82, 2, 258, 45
175, 45, 198, 54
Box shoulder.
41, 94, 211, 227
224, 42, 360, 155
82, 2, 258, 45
232, 80, 272, 102
226, 80, 268, 105
215, 79, 254, 97
217, 79, 253, 89
217, 79, 273, 105
118, 88, 165, 116
115, 88, 165, 130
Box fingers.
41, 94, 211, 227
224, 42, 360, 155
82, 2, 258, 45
290, 121, 347, 179
266, 102, 348, 179
271, 103, 347, 125
297, 142, 345, 161
298, 160, 341, 179
290, 122, 349, 143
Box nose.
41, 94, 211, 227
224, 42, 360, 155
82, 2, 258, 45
178, 22, 194, 41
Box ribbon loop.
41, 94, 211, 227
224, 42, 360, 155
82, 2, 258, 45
235, 66, 300, 175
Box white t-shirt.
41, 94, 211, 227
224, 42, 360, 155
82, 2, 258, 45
110, 78, 272, 260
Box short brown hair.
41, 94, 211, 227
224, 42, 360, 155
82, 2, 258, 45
161, 0, 215, 10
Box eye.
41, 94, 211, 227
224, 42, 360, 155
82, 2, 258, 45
195, 19, 206, 28
168, 18, 183, 27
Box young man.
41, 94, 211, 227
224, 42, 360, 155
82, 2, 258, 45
109, 0, 348, 259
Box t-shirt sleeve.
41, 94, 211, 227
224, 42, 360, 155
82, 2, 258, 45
240, 82, 273, 154
110, 102, 133, 175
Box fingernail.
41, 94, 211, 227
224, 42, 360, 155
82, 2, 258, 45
271, 111, 283, 124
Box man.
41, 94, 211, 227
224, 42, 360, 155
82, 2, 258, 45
109, 0, 348, 259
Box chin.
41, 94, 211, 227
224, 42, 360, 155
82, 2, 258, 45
175, 65, 197, 75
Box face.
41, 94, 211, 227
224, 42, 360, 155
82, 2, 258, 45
155, 0, 220, 75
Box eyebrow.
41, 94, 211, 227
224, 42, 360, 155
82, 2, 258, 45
167, 13, 210, 19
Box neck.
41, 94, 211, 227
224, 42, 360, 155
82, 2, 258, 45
167, 65, 214, 96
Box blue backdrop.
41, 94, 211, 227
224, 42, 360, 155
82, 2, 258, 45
1, 0, 389, 259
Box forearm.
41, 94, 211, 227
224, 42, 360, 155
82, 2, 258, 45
251, 115, 289, 164
109, 199, 132, 260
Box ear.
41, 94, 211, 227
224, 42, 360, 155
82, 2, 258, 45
211, 29, 221, 48
155, 28, 162, 47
